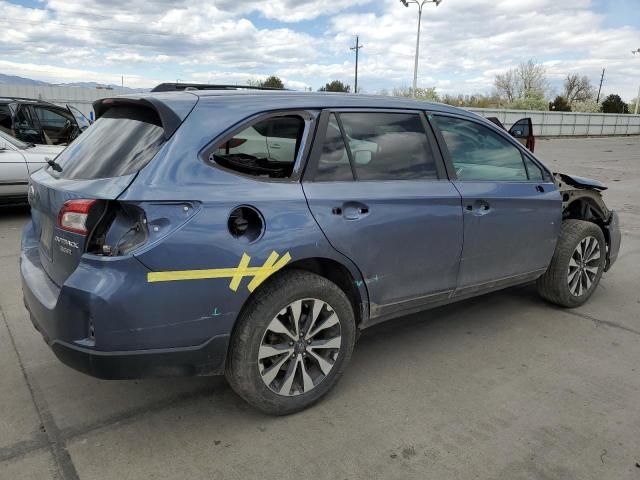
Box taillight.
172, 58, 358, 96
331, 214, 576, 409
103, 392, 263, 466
57, 199, 97, 235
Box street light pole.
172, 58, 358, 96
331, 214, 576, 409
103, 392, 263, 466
400, 0, 442, 98
633, 48, 640, 115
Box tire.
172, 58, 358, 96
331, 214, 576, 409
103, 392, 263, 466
537, 219, 606, 308
225, 270, 356, 415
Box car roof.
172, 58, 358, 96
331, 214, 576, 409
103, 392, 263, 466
112, 89, 474, 117
0, 97, 59, 107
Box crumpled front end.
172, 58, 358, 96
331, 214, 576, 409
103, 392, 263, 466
555, 172, 621, 271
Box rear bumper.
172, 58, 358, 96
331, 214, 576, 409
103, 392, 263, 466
20, 222, 232, 379
604, 210, 621, 271
45, 334, 228, 380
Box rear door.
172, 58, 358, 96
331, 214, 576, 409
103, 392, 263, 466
430, 114, 560, 291
303, 110, 463, 320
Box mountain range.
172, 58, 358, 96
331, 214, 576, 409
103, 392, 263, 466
0, 73, 143, 91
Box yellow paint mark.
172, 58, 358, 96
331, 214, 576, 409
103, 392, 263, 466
247, 251, 291, 292
146, 251, 292, 294
229, 253, 251, 292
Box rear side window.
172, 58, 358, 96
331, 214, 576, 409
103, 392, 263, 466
211, 115, 305, 179
433, 115, 529, 181
313, 112, 437, 182
53, 106, 164, 180
315, 114, 353, 182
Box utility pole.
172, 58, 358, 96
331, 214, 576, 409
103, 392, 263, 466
350, 36, 363, 94
633, 49, 640, 114
596, 68, 605, 103
121, 75, 124, 88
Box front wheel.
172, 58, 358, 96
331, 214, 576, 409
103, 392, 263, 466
537, 219, 606, 308
225, 270, 356, 415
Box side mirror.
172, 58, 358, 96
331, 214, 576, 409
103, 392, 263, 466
353, 150, 372, 165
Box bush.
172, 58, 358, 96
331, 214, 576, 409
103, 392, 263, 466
571, 100, 600, 113
549, 95, 571, 111
601, 94, 629, 114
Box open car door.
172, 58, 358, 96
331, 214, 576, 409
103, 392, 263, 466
508, 117, 535, 153
66, 105, 92, 131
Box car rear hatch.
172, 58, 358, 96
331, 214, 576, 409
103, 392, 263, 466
28, 94, 197, 287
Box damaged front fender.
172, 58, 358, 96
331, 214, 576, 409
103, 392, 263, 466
554, 172, 620, 271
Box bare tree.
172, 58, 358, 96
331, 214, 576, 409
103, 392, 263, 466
494, 69, 518, 102
563, 74, 595, 105
495, 59, 548, 103
517, 59, 547, 98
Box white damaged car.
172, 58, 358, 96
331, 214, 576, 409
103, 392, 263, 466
0, 130, 65, 204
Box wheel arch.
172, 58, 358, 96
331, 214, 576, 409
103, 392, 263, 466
279, 257, 368, 328
230, 255, 368, 340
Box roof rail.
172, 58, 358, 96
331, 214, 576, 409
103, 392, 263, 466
150, 83, 287, 93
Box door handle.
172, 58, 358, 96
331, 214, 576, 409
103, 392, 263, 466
337, 201, 370, 220
536, 185, 545, 193
466, 200, 491, 216
269, 143, 281, 149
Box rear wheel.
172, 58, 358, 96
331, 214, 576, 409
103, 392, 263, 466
225, 270, 356, 415
537, 220, 606, 307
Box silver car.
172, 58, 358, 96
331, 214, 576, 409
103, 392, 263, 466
0, 130, 64, 204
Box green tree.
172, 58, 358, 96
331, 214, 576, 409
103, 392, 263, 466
260, 76, 285, 89
549, 95, 571, 111
572, 100, 600, 113
442, 93, 501, 108
508, 90, 548, 111
600, 94, 629, 114
319, 80, 351, 92
392, 86, 440, 102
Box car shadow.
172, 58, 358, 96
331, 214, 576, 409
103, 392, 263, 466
0, 204, 30, 218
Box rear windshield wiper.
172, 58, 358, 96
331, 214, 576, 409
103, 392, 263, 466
46, 157, 63, 172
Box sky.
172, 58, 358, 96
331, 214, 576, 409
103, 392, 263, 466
1, 0, 639, 100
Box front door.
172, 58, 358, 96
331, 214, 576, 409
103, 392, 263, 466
303, 110, 463, 319
430, 114, 561, 290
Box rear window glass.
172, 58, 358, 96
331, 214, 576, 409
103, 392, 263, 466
53, 105, 164, 180
211, 115, 305, 179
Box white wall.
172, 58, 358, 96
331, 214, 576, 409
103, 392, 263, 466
467, 108, 640, 136
0, 84, 133, 119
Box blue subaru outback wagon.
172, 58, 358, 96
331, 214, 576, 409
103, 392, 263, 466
21, 84, 621, 414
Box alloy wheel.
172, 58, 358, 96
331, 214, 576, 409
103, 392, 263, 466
567, 235, 601, 297
258, 298, 342, 396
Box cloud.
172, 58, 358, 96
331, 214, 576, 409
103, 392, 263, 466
0, 0, 638, 99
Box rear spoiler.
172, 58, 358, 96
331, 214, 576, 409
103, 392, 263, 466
92, 97, 185, 138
